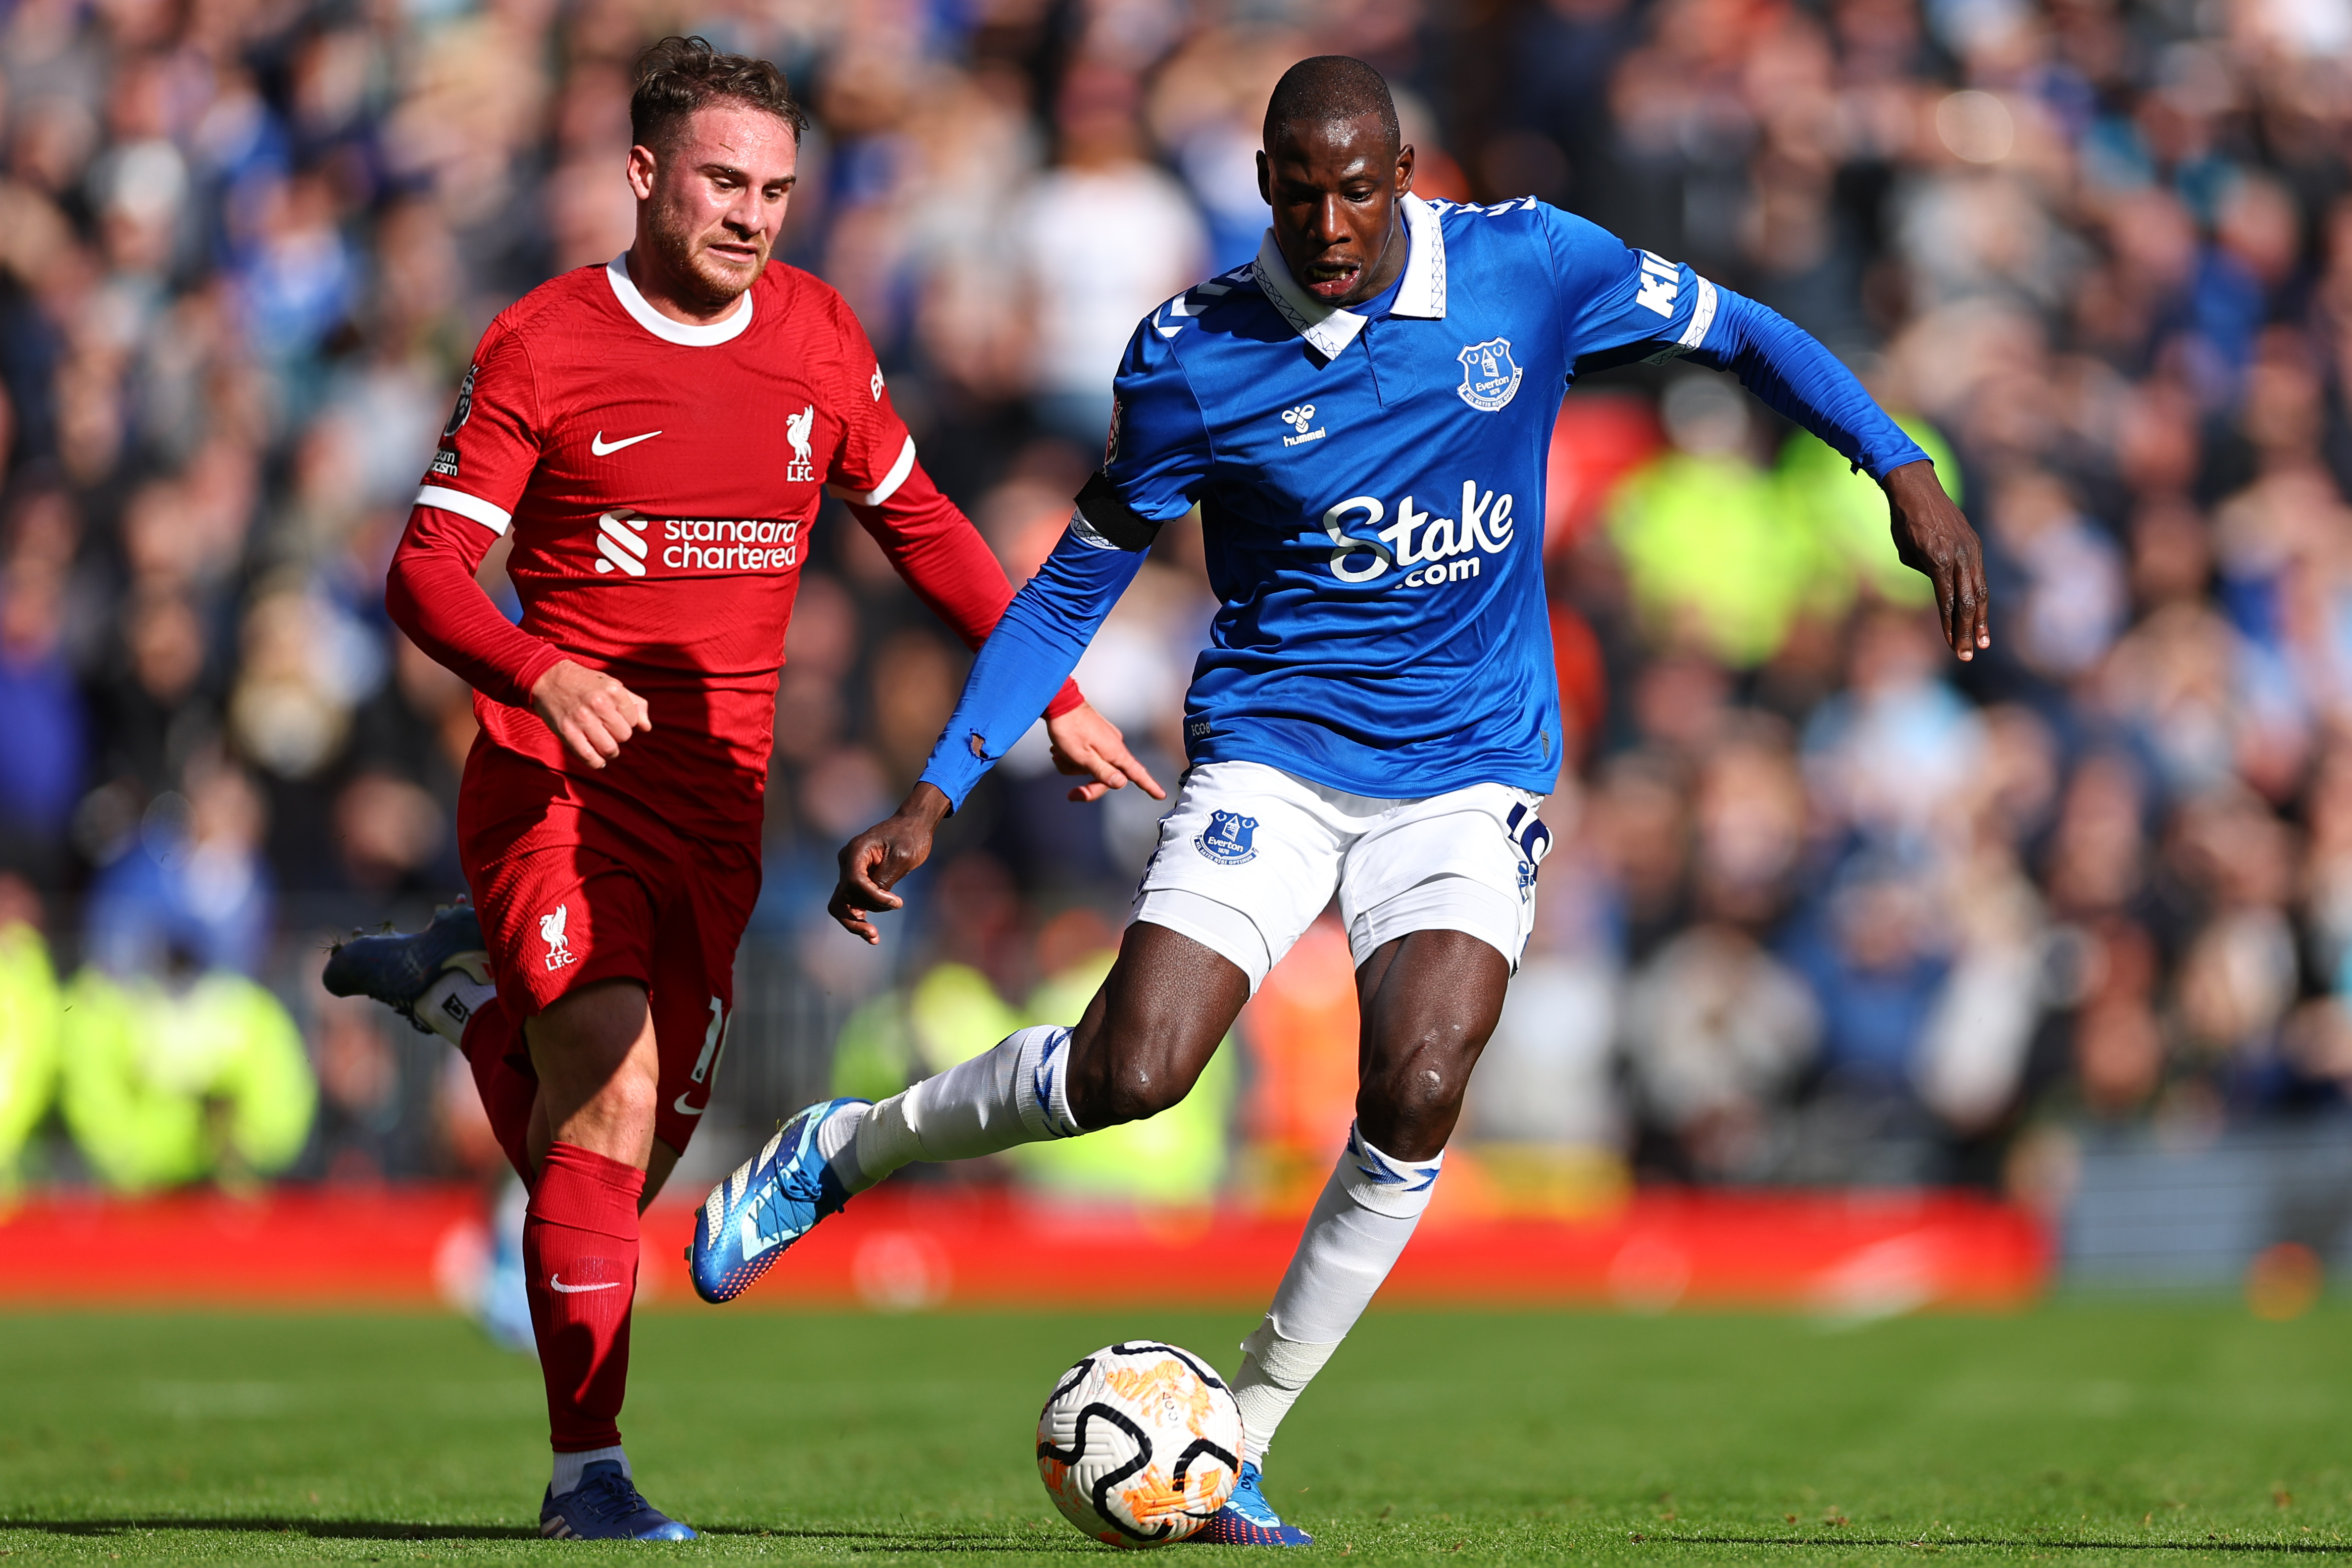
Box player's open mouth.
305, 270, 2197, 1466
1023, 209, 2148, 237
1303, 260, 1359, 299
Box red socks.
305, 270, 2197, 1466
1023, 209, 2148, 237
525, 1141, 644, 1452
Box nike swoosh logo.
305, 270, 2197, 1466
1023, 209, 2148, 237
548, 1276, 623, 1294
590, 429, 661, 456
673, 1093, 706, 1116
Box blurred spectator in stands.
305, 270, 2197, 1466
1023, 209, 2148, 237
58, 959, 313, 1193
0, 873, 60, 1198
1625, 920, 1821, 1182
1610, 372, 1820, 668
85, 749, 271, 979
1014, 62, 1203, 446
0, 487, 82, 887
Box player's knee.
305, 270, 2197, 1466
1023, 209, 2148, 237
1073, 1044, 1199, 1129
1367, 1033, 1479, 1119
584, 1060, 660, 1135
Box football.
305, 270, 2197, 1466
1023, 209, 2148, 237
1035, 1341, 1245, 1547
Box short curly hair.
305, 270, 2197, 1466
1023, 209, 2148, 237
630, 35, 808, 152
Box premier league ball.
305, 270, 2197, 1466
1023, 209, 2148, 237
1035, 1341, 1245, 1547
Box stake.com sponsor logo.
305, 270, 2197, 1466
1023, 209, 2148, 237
591, 507, 803, 577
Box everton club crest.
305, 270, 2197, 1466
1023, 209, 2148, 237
1196, 810, 1259, 865
1456, 337, 1522, 412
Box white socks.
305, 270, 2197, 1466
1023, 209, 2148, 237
1231, 1323, 1339, 1466
1231, 1124, 1443, 1462
414, 966, 496, 1047
832, 1025, 1080, 1192
551, 1444, 627, 1497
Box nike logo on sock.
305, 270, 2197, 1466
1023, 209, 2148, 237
548, 1275, 623, 1293
590, 430, 661, 456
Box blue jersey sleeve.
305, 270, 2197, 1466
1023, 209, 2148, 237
1103, 313, 1215, 527
915, 523, 1148, 810
1540, 205, 1929, 484
1680, 290, 1929, 482
1543, 206, 1722, 370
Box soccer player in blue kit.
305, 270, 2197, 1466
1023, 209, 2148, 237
690, 56, 1989, 1544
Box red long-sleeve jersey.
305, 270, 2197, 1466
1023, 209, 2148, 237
387, 252, 1078, 841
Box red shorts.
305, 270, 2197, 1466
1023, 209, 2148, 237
456, 737, 762, 1173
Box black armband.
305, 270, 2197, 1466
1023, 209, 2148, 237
1073, 470, 1163, 551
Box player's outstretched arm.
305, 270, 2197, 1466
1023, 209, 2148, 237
1881, 459, 1988, 662
841, 460, 1158, 800
829, 782, 949, 943
828, 517, 1149, 942
1686, 291, 1991, 661
1045, 702, 1165, 803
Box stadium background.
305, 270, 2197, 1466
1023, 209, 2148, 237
3, 0, 2351, 1308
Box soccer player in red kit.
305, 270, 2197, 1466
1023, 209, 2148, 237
331, 37, 1159, 1540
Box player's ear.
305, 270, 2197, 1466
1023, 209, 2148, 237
1256, 148, 1271, 207
626, 142, 660, 203
1394, 143, 1415, 196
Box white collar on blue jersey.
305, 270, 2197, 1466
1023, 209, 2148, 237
1252, 192, 1446, 363
605, 252, 755, 346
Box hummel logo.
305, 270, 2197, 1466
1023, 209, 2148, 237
548, 1275, 622, 1294
590, 429, 661, 456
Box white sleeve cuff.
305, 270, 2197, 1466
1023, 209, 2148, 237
825, 435, 917, 508
415, 485, 513, 536
1677, 277, 1719, 350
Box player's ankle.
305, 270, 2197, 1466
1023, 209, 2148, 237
841, 1094, 920, 1191
415, 970, 494, 1047
819, 1101, 881, 1192
551, 1444, 628, 1496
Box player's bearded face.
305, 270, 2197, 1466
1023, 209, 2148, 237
1258, 114, 1415, 308
633, 103, 798, 310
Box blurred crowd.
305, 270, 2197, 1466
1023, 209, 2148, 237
7, 0, 2352, 1209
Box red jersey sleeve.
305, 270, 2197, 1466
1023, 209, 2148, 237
386, 506, 566, 709
389, 322, 567, 709
415, 322, 541, 537
821, 305, 1082, 719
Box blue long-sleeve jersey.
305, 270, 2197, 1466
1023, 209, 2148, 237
919, 194, 1931, 808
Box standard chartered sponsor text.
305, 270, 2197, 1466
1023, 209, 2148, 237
660, 517, 802, 572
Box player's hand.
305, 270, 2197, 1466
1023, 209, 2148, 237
830, 784, 952, 944
531, 659, 652, 770
1044, 701, 1167, 804
1885, 460, 1991, 662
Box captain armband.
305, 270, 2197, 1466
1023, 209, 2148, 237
1072, 471, 1162, 551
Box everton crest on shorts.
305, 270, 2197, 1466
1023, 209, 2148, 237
1195, 810, 1258, 865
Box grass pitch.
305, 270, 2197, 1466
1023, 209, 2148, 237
1, 1302, 2347, 1565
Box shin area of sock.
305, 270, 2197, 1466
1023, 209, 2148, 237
851, 1026, 1078, 1186
1264, 1124, 1444, 1346
1230, 1320, 1341, 1466
525, 1141, 645, 1452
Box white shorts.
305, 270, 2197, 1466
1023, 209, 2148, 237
1129, 761, 1551, 992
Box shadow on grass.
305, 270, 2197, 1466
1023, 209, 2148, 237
1662, 1537, 2352, 1554
1, 1518, 1097, 1552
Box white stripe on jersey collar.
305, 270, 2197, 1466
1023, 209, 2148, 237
604, 252, 755, 346
1252, 192, 1445, 363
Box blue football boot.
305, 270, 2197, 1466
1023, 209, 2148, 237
689, 1097, 867, 1304
1190, 1462, 1314, 1546
322, 899, 490, 1041
538, 1460, 696, 1540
